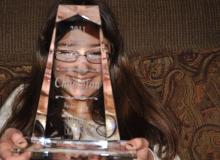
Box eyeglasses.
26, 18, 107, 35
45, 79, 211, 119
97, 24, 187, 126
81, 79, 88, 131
55, 50, 101, 64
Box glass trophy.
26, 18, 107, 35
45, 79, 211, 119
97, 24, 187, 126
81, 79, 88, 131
27, 5, 137, 160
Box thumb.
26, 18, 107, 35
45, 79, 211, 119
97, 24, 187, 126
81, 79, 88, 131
12, 132, 28, 148
1, 128, 28, 148
125, 138, 149, 150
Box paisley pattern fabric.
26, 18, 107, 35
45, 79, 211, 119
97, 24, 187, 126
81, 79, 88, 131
132, 51, 220, 160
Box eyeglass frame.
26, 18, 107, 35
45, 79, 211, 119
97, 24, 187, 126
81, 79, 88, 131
54, 44, 111, 64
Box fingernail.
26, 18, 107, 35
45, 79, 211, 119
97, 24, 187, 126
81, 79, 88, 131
17, 141, 27, 148
125, 144, 134, 150
18, 139, 25, 144
13, 135, 27, 147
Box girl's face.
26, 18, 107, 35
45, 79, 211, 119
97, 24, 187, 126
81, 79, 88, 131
53, 29, 103, 99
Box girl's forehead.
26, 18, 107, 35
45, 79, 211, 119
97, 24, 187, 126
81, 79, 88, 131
56, 20, 100, 39
57, 29, 100, 49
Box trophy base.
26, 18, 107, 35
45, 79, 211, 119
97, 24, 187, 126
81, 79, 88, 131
28, 137, 136, 160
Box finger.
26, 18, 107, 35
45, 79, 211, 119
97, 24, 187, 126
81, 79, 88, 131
88, 155, 101, 160
138, 138, 149, 149
0, 145, 31, 160
125, 138, 149, 150
136, 147, 149, 160
70, 153, 80, 158
127, 139, 150, 160
0, 142, 13, 158
51, 153, 71, 160
1, 128, 22, 142
11, 133, 28, 148
7, 151, 31, 160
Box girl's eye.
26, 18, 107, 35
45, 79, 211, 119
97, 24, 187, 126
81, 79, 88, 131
89, 52, 101, 56
57, 51, 78, 56
66, 52, 78, 56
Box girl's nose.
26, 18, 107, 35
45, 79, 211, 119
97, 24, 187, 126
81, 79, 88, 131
73, 54, 90, 75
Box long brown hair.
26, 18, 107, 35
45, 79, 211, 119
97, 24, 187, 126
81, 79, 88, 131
1, 0, 178, 159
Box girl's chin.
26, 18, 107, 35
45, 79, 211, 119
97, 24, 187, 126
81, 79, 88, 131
69, 91, 95, 98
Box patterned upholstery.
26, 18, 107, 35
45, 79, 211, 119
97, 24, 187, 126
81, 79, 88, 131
0, 0, 219, 159
131, 51, 220, 160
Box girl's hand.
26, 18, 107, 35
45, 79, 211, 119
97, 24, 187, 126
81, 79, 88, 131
0, 128, 31, 160
125, 138, 155, 160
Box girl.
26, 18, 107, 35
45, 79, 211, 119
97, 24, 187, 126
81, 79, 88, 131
0, 0, 178, 160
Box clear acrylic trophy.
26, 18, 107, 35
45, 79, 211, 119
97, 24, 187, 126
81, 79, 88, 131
27, 5, 136, 160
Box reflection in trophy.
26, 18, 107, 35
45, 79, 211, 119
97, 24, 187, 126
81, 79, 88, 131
29, 5, 136, 160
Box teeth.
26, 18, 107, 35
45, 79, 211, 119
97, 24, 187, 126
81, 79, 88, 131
74, 78, 90, 83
